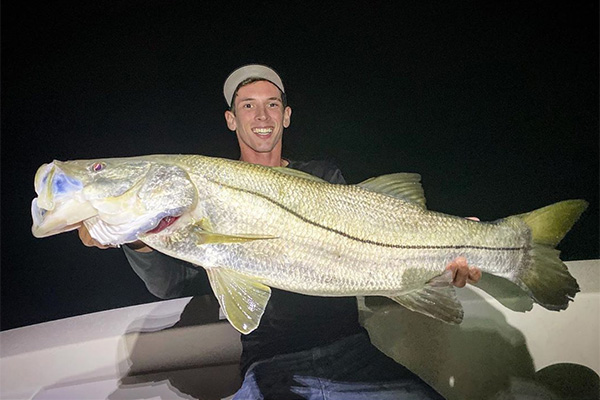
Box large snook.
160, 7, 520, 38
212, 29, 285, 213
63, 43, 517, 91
31, 154, 588, 334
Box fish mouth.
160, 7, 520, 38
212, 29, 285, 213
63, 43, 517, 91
31, 197, 97, 238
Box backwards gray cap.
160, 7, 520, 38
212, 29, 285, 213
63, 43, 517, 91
223, 64, 285, 107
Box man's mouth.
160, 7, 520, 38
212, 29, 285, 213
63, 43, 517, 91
252, 127, 273, 136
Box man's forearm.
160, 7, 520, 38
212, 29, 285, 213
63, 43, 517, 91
125, 241, 153, 252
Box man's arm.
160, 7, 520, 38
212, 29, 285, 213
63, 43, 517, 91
122, 246, 209, 298
77, 226, 210, 299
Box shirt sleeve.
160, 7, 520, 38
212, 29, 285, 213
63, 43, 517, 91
122, 246, 211, 299
326, 166, 347, 185
287, 159, 347, 184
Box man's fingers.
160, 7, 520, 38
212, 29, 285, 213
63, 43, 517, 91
446, 218, 482, 286
453, 269, 468, 288
77, 226, 111, 249
467, 266, 482, 284
446, 257, 468, 287
446, 256, 482, 287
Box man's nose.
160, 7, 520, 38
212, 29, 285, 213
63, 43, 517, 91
255, 105, 268, 120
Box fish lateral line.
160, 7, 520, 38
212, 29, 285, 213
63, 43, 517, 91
208, 178, 525, 252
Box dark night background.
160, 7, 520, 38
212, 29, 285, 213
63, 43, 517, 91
1, 1, 598, 331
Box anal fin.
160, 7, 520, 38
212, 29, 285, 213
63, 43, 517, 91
388, 270, 463, 324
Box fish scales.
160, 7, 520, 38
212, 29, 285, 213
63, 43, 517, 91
177, 157, 526, 293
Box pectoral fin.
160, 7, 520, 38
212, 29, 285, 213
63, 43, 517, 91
186, 219, 278, 245
194, 230, 277, 245
205, 267, 271, 334
388, 270, 463, 324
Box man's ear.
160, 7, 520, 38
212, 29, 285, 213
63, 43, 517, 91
283, 106, 292, 128
224, 110, 237, 131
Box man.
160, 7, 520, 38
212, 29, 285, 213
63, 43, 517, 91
79, 64, 481, 399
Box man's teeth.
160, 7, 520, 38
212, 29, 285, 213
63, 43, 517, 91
253, 128, 273, 136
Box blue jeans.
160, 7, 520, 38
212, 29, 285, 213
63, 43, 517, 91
233, 332, 444, 400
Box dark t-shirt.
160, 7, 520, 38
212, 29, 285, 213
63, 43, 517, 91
123, 159, 365, 374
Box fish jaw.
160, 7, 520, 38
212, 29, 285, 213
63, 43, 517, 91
31, 197, 98, 237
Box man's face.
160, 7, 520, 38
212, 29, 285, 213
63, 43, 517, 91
225, 80, 292, 155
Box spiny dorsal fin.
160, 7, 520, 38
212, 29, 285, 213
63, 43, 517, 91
272, 167, 328, 183
387, 270, 463, 324
358, 173, 426, 208
205, 267, 271, 334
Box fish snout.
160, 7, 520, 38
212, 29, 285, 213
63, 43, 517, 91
34, 162, 83, 210
34, 163, 56, 210
31, 198, 48, 237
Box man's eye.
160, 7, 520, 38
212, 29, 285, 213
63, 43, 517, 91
242, 103, 253, 108
269, 102, 280, 108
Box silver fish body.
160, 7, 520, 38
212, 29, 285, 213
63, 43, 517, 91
32, 154, 587, 333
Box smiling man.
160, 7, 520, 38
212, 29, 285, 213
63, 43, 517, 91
78, 64, 481, 399
224, 75, 291, 166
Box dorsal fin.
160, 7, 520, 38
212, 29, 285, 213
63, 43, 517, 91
358, 173, 426, 208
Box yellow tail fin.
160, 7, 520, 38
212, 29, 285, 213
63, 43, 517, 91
514, 199, 588, 310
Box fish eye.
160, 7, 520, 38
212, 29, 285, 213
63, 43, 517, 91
91, 162, 106, 172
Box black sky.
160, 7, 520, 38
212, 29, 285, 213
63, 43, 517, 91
2, 1, 598, 331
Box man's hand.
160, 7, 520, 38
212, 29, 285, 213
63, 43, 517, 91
446, 256, 482, 287
78, 225, 112, 249
445, 216, 482, 287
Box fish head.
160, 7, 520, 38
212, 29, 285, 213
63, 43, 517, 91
31, 157, 197, 245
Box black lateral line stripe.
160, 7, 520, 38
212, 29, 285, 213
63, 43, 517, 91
213, 179, 523, 252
